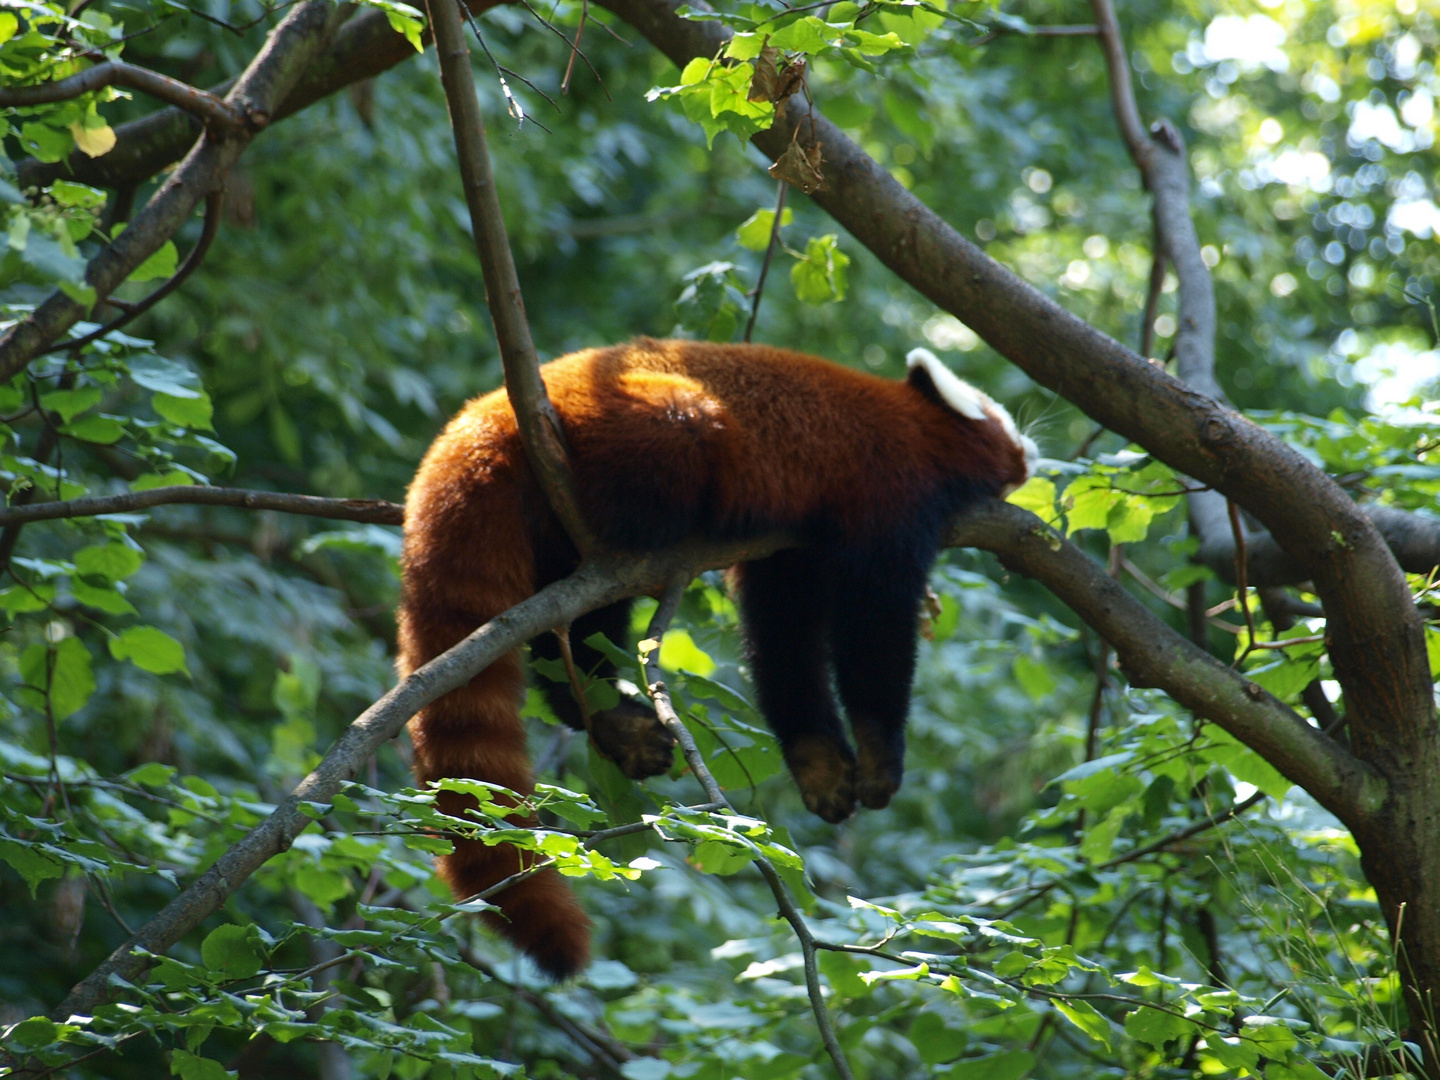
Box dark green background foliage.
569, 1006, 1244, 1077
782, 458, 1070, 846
2, 0, 1438, 1076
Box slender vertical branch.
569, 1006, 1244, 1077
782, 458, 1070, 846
743, 180, 788, 343
424, 0, 595, 552
640, 578, 857, 1080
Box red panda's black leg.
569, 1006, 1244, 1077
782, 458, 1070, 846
736, 549, 857, 823
529, 601, 676, 779
828, 535, 939, 810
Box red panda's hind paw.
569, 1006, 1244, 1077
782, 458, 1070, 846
785, 735, 857, 823
854, 745, 903, 810
590, 701, 678, 779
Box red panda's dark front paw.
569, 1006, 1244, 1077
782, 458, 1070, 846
590, 701, 678, 779
784, 734, 857, 823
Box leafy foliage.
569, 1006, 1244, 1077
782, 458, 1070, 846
2, 0, 1438, 1076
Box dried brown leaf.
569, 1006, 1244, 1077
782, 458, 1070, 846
768, 140, 827, 194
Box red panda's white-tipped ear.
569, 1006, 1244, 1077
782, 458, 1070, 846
905, 347, 989, 421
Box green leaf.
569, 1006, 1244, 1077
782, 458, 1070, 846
1205, 1033, 1261, 1070
790, 234, 850, 304
0, 840, 65, 893
39, 385, 102, 423
19, 637, 96, 720
130, 240, 178, 284
690, 839, 755, 875
75, 542, 144, 582
153, 390, 215, 430
128, 355, 204, 398
1006, 476, 1058, 523
1079, 805, 1130, 863
1054, 999, 1113, 1049
735, 206, 793, 250
0, 581, 54, 615
1247, 654, 1321, 702
659, 628, 715, 675
61, 413, 126, 443
51, 180, 106, 209
70, 577, 138, 615
909, 1010, 968, 1064
126, 762, 178, 786
171, 1049, 237, 1080
6, 1016, 59, 1052
109, 625, 189, 675
1124, 1006, 1198, 1049
1012, 653, 1054, 700
200, 924, 263, 980
763, 15, 836, 53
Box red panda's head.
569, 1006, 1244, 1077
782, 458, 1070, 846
905, 347, 1039, 496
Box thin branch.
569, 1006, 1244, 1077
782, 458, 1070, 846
0, 60, 244, 129
640, 578, 857, 1080
1104, 790, 1267, 868
425, 0, 595, 552
0, 0, 349, 382
743, 180, 787, 343
1228, 499, 1257, 663
0, 486, 404, 527
971, 21, 1098, 46
48, 190, 224, 355
514, 0, 608, 99
459, 945, 635, 1072
560, 0, 587, 94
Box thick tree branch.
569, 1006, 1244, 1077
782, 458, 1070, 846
595, 0, 1432, 777
0, 61, 244, 129
425, 0, 593, 551
945, 500, 1387, 829
0, 0, 349, 382
0, 486, 404, 526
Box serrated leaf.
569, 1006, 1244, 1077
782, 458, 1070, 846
200, 924, 262, 980
75, 542, 143, 582
130, 240, 178, 283
153, 390, 214, 430
109, 625, 189, 675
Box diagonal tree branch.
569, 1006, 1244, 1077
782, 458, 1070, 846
593, 0, 1433, 776
0, 0, 350, 382
49, 529, 793, 1022
0, 60, 244, 129
424, 0, 593, 551
946, 500, 1386, 830
15, 0, 509, 192
0, 486, 404, 526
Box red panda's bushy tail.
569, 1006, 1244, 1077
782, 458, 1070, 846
400, 620, 592, 980
397, 441, 591, 979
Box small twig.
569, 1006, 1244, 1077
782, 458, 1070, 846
553, 624, 593, 731
514, 0, 610, 99
743, 180, 787, 343
0, 485, 404, 527
47, 189, 225, 355
639, 576, 857, 1080
1140, 240, 1166, 358
1228, 500, 1257, 664
560, 0, 587, 93
1103, 790, 1267, 869
971, 21, 1099, 46
460, 944, 636, 1070
0, 61, 245, 129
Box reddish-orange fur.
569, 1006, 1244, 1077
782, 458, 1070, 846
398, 339, 1028, 978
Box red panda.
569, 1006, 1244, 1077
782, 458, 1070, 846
397, 338, 1035, 979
